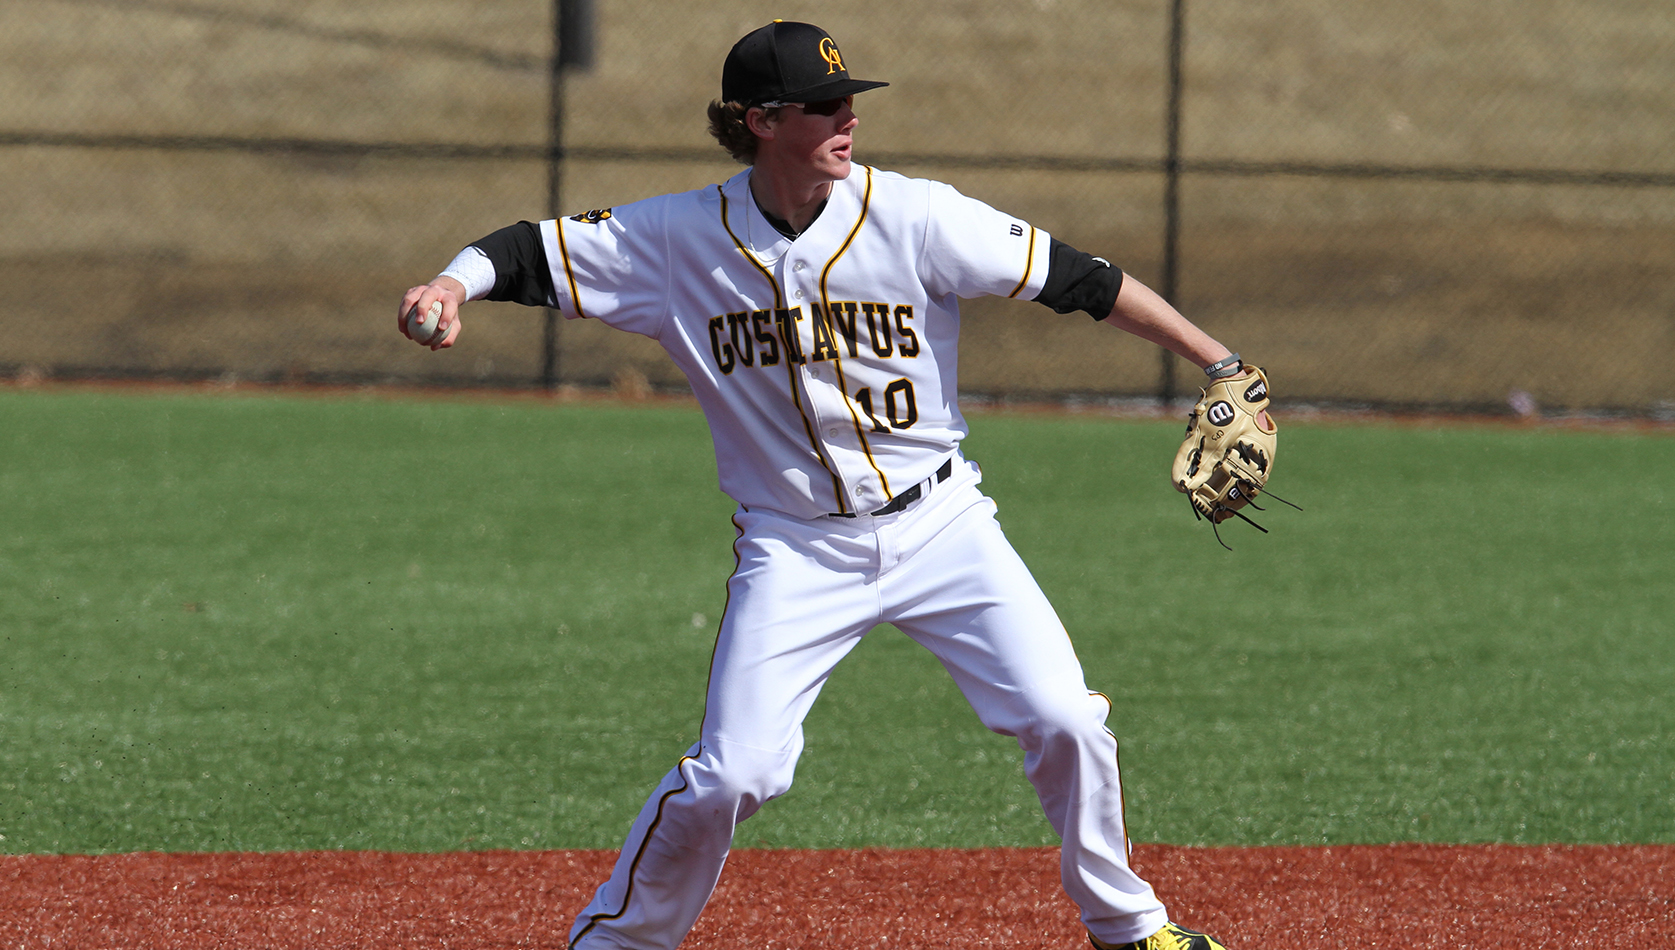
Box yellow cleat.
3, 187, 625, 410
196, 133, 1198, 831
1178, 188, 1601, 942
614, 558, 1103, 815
1089, 921, 1229, 950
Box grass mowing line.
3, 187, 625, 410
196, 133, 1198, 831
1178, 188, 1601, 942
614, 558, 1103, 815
2, 388, 1671, 854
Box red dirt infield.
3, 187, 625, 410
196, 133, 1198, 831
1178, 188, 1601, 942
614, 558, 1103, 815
2, 844, 1670, 949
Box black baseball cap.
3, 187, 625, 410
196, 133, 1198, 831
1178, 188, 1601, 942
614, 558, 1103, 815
721, 21, 889, 107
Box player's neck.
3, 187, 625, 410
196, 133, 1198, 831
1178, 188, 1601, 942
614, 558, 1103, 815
747, 165, 835, 236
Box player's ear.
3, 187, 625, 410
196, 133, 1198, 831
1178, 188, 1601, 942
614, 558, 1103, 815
744, 106, 778, 140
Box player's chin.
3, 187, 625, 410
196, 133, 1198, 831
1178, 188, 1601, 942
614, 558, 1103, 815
821, 141, 854, 175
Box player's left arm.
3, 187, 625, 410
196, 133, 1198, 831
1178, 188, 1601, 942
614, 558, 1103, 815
1100, 275, 1236, 373
925, 186, 1239, 374
1030, 238, 1236, 373
1033, 239, 1284, 527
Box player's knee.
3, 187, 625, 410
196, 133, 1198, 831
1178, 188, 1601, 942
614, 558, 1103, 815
1010, 689, 1111, 752
695, 743, 799, 817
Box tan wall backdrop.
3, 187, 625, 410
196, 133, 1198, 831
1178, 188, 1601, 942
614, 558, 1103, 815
3, 0, 1672, 414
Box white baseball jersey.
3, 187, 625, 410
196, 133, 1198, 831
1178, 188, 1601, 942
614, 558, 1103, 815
541, 165, 1052, 519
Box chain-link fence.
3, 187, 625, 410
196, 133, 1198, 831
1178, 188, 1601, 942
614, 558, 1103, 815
5, 0, 1673, 415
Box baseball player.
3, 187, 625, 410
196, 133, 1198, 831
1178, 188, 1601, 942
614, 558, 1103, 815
400, 21, 1254, 950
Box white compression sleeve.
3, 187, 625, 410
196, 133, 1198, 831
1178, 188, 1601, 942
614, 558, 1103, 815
437, 245, 497, 301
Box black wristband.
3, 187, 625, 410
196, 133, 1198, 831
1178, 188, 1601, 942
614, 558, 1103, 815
1204, 353, 1243, 379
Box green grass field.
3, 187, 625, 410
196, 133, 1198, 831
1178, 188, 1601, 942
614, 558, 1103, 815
2, 387, 1671, 855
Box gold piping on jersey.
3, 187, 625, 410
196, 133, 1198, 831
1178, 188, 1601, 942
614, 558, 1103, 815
817, 165, 894, 499
700, 510, 748, 741
553, 217, 587, 320
1090, 689, 1132, 863
717, 184, 852, 515
1006, 225, 1039, 299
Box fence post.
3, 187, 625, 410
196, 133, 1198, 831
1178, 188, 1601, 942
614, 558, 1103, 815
541, 0, 567, 390
1159, 0, 1187, 406
544, 0, 597, 390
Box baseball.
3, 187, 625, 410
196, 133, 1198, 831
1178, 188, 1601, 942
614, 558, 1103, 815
405, 299, 445, 346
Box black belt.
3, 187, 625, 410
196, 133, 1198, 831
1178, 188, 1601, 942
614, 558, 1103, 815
833, 459, 953, 518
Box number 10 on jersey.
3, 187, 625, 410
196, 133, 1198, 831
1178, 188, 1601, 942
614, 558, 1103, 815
856, 378, 917, 431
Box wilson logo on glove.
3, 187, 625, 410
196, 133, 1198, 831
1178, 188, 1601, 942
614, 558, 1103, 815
1170, 365, 1300, 549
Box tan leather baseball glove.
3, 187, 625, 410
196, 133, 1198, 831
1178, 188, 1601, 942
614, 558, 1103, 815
1172, 366, 1292, 543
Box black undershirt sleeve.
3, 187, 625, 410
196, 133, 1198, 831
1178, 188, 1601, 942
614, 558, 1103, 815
469, 220, 558, 308
1032, 238, 1125, 320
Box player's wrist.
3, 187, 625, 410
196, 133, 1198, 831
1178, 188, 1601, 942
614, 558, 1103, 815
432, 275, 468, 300
1203, 352, 1243, 379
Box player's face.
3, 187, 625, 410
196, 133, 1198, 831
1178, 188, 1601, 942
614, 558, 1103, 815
766, 96, 859, 181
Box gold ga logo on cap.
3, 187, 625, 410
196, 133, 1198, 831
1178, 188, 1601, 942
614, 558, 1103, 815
819, 37, 845, 74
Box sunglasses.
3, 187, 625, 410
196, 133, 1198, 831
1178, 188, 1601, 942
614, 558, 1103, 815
759, 95, 853, 116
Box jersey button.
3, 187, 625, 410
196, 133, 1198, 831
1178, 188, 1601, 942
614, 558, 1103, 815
793, 289, 805, 299
793, 261, 806, 272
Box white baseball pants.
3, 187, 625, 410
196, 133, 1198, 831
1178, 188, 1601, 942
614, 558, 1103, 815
568, 458, 1169, 949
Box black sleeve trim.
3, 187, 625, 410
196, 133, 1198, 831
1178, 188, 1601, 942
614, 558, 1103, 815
470, 220, 557, 308
1032, 238, 1124, 320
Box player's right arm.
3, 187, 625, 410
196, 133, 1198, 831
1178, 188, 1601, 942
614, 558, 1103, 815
397, 220, 557, 349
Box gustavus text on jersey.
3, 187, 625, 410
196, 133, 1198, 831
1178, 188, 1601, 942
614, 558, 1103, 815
706, 301, 920, 375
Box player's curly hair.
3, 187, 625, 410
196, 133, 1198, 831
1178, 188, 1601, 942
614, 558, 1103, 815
707, 100, 782, 165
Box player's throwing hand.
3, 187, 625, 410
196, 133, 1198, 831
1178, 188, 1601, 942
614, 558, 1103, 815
397, 278, 466, 350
